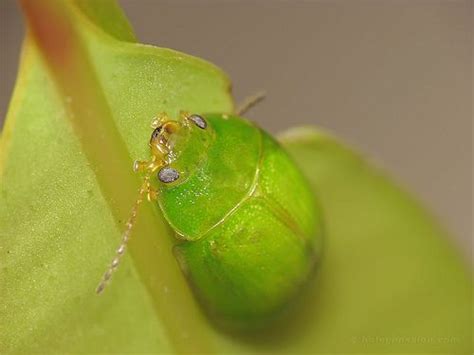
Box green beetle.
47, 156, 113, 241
97, 109, 323, 329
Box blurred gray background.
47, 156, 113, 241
0, 0, 471, 260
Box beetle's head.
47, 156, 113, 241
135, 112, 214, 188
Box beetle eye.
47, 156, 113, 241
188, 114, 207, 129
150, 126, 162, 143
158, 166, 180, 183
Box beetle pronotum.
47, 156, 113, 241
96, 94, 323, 328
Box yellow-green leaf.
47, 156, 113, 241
1, 0, 231, 352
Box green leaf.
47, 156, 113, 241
275, 128, 472, 353
0, 1, 470, 353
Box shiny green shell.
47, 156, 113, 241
155, 113, 322, 329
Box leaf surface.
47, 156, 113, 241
1, 0, 232, 352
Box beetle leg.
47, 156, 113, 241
133, 160, 149, 173
134, 156, 164, 172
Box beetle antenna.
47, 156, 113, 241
236, 90, 266, 115
95, 177, 150, 294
